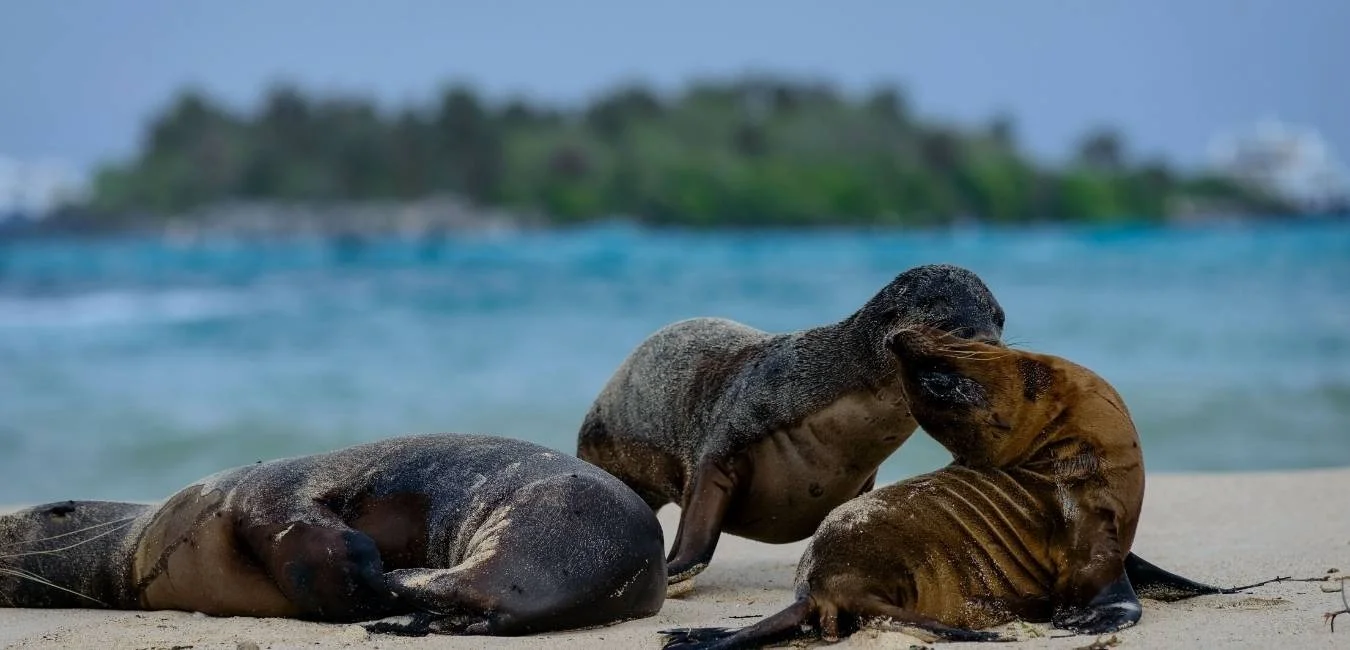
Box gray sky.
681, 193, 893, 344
1, 0, 1345, 173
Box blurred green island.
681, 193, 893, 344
72, 76, 1289, 234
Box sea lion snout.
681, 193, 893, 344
920, 304, 1004, 345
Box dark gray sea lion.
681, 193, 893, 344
577, 264, 1006, 584
0, 434, 666, 636
660, 328, 1278, 648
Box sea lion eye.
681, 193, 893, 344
919, 371, 956, 395
918, 371, 983, 405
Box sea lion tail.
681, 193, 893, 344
660, 597, 813, 650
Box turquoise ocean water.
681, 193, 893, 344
2, 220, 1348, 503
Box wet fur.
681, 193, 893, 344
0, 434, 666, 636
578, 264, 1005, 581
659, 329, 1253, 648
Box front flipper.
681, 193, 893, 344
361, 568, 495, 636
1052, 572, 1142, 635
362, 611, 489, 636
666, 460, 738, 585
1125, 553, 1287, 601
240, 518, 395, 621
1052, 505, 1141, 635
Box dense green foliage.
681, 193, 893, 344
88, 76, 1279, 226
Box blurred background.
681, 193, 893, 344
1, 1, 1347, 503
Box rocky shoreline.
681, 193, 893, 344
4, 194, 548, 241
4, 195, 1344, 243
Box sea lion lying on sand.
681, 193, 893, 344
578, 264, 1006, 585
661, 328, 1277, 648
0, 434, 666, 636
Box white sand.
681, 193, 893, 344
2, 467, 1348, 649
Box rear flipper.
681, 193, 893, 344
1125, 553, 1287, 602
854, 598, 1011, 643
660, 596, 1009, 649
661, 598, 812, 650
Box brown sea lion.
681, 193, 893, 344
0, 434, 666, 636
660, 328, 1277, 648
577, 264, 1006, 585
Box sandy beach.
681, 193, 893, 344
2, 467, 1347, 649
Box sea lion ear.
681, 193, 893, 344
884, 328, 925, 358
1016, 358, 1055, 403
884, 330, 904, 355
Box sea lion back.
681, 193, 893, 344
577, 317, 768, 507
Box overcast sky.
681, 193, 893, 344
1, 0, 1345, 173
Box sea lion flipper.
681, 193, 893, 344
1051, 571, 1142, 635
856, 599, 1012, 643
240, 519, 394, 621
1125, 553, 1290, 600
362, 611, 441, 636
1050, 513, 1142, 634
373, 568, 498, 635
666, 460, 737, 585
660, 597, 814, 649
1124, 552, 1228, 601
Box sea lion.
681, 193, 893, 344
578, 264, 1006, 585
660, 328, 1275, 648
0, 434, 666, 636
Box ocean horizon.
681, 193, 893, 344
2, 219, 1348, 503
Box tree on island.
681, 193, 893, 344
84, 75, 1285, 228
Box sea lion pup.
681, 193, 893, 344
661, 328, 1273, 648
0, 434, 666, 636
578, 264, 1006, 585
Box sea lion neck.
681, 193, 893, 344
1002, 366, 1144, 491
807, 316, 898, 389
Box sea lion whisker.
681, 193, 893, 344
0, 516, 138, 550
3, 566, 104, 605
0, 520, 135, 559
942, 350, 1010, 360
934, 343, 1010, 356
933, 348, 1012, 362
928, 341, 1009, 356
0, 567, 107, 606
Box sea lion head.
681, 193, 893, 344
0, 501, 148, 608
0, 502, 90, 605
885, 326, 1143, 476
858, 264, 1005, 349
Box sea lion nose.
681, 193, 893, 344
939, 308, 1002, 344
